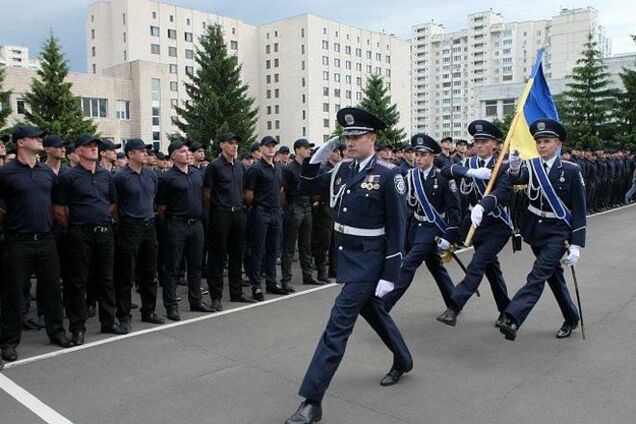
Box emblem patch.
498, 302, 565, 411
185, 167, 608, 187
449, 180, 458, 192
394, 174, 406, 195
417, 137, 424, 144
345, 114, 354, 125
476, 124, 483, 132
537, 122, 546, 131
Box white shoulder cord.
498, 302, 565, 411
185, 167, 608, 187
526, 160, 541, 201
329, 161, 347, 208
406, 170, 418, 207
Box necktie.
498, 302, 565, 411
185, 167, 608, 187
543, 162, 549, 173
479, 159, 485, 167
353, 162, 360, 174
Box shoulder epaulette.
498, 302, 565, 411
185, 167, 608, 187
376, 158, 397, 169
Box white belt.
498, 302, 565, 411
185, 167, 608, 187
528, 205, 558, 219
413, 211, 444, 223
334, 222, 385, 237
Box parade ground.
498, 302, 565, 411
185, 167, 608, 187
1, 204, 635, 424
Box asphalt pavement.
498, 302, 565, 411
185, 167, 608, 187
1, 204, 635, 424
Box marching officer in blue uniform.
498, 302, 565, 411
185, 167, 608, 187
382, 134, 461, 311
499, 118, 584, 341
436, 120, 513, 327
285, 108, 413, 424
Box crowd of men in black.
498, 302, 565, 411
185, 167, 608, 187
0, 124, 634, 370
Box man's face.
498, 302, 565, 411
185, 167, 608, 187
535, 137, 561, 160
0, 143, 6, 156
220, 139, 238, 158
45, 146, 65, 160
403, 150, 414, 162
279, 152, 290, 164
473, 138, 496, 158
193, 148, 205, 162
252, 150, 262, 161
147, 153, 158, 166
18, 136, 44, 154
414, 151, 434, 169
379, 147, 392, 161
77, 142, 99, 161
260, 143, 277, 159
456, 144, 467, 154
441, 139, 452, 151
101, 149, 117, 162
171, 145, 190, 165
345, 133, 376, 160
329, 149, 342, 163
127, 149, 147, 166
295, 145, 311, 160
242, 157, 254, 167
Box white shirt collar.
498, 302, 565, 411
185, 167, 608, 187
480, 156, 493, 166
543, 155, 558, 172
421, 165, 433, 179
355, 155, 374, 173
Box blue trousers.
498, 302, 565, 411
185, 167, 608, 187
450, 230, 510, 313
505, 243, 579, 326
383, 240, 455, 312
299, 281, 412, 402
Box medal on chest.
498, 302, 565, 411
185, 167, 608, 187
361, 175, 381, 190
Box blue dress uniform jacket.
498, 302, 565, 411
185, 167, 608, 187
313, 155, 407, 284
511, 157, 586, 247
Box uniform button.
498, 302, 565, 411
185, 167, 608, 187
538, 219, 543, 223
338, 246, 343, 250
346, 190, 351, 194
343, 207, 347, 212
418, 223, 422, 227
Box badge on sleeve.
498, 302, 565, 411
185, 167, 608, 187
394, 174, 406, 195
449, 180, 458, 192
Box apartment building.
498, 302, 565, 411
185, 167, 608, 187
0, 45, 41, 70
411, 7, 610, 140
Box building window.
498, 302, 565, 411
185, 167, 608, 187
323, 87, 329, 96
376, 53, 381, 61
275, 120, 280, 129
151, 78, 161, 102
274, 58, 279, 67
266, 75, 271, 84
92, 64, 96, 74
185, 49, 194, 59
266, 60, 271, 69
302, 110, 306, 119
80, 97, 108, 118
167, 29, 177, 39
334, 58, 340, 68
169, 47, 177, 57
301, 77, 305, 87
485, 100, 497, 116
186, 18, 191, 25
266, 90, 271, 99
16, 98, 26, 114
92, 46, 96, 57
275, 105, 279, 114
323, 103, 329, 112
122, 13, 126, 24
169, 15, 174, 22
169, 64, 177, 73
503, 98, 515, 115
267, 121, 272, 130
386, 69, 391, 77
267, 106, 271, 114
152, 11, 157, 19
274, 43, 279, 52
185, 32, 193, 42
170, 81, 178, 91
323, 119, 330, 127
151, 44, 160, 55
334, 73, 340, 82
230, 40, 238, 50
274, 74, 279, 83
171, 99, 178, 108
301, 44, 305, 54
116, 100, 130, 120
345, 46, 351, 55
322, 56, 329, 65
334, 89, 341, 97
123, 32, 127, 42
301, 28, 304, 37
123, 51, 127, 61
150, 26, 160, 37
323, 71, 329, 81
274, 89, 279, 98
185, 66, 194, 76
266, 45, 271, 54
91, 29, 95, 39
346, 90, 352, 99
322, 40, 329, 49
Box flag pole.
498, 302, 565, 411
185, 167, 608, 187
463, 77, 535, 247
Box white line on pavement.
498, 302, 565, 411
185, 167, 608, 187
2, 282, 337, 370
0, 373, 74, 424
2, 202, 633, 371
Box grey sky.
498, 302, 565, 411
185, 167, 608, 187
0, 0, 634, 72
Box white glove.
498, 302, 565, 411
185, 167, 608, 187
470, 204, 484, 227
375, 279, 395, 298
466, 168, 492, 180
437, 238, 451, 251
564, 245, 581, 267
309, 137, 338, 164
508, 150, 522, 173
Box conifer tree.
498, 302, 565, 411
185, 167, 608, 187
24, 34, 96, 141
0, 65, 11, 129
615, 35, 636, 148
359, 73, 406, 147
174, 24, 257, 153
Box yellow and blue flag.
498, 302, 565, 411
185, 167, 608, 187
508, 49, 559, 159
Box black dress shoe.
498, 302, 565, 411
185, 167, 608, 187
50, 333, 74, 348
302, 276, 324, 286
87, 305, 96, 318
556, 321, 578, 339
285, 400, 322, 424
436, 307, 458, 326
141, 312, 165, 324
230, 293, 257, 303
166, 309, 181, 321
281, 281, 296, 293
72, 331, 85, 346
210, 299, 224, 312
190, 302, 215, 313
266, 284, 288, 295
101, 323, 129, 335
1, 346, 18, 362
495, 313, 506, 328
252, 289, 265, 302
499, 318, 518, 341
380, 361, 413, 386
119, 321, 132, 333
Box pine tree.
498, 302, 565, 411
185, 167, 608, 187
615, 35, 636, 149
358, 73, 406, 147
492, 112, 514, 139
561, 34, 620, 150
0, 64, 11, 129
24, 34, 96, 141
174, 24, 258, 154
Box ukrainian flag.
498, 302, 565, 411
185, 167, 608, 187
508, 49, 559, 159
